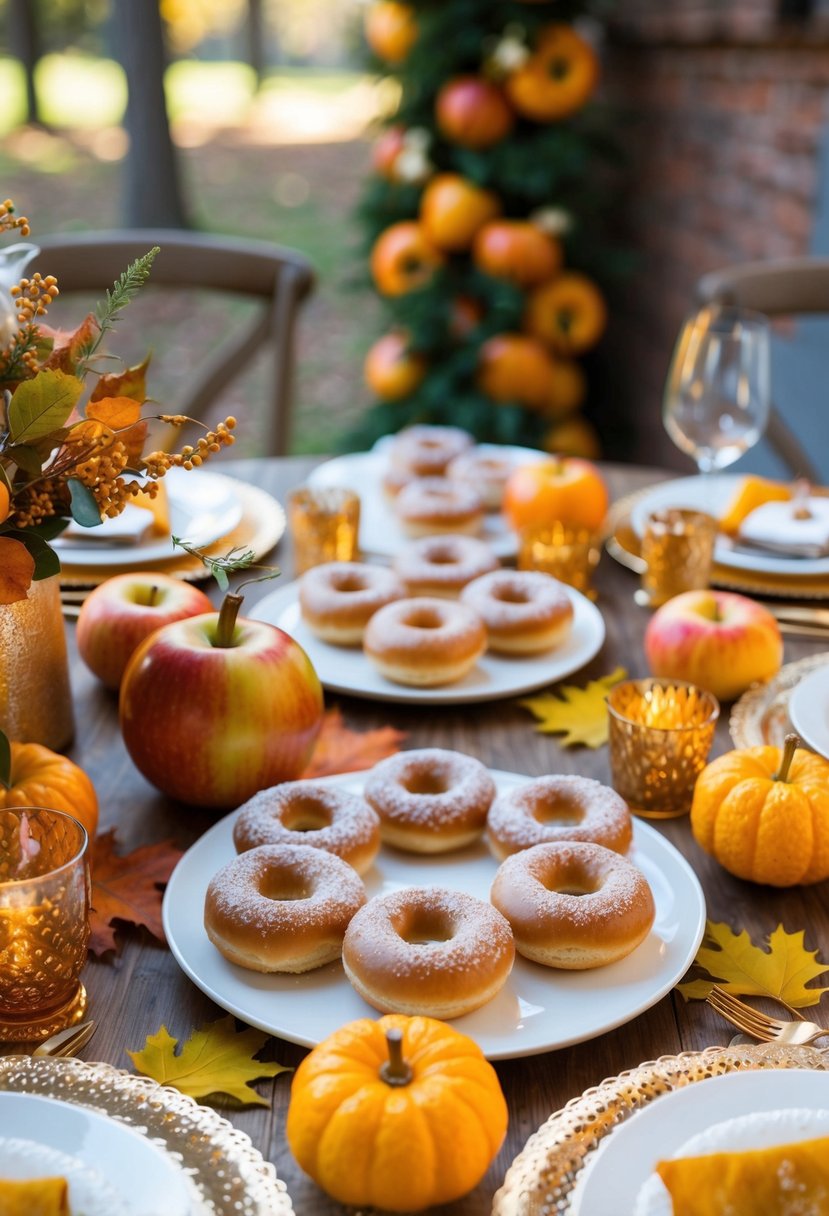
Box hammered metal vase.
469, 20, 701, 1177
0, 574, 74, 750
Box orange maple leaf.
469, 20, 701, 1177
89, 829, 183, 957
303, 707, 406, 779
0, 537, 35, 604
89, 355, 151, 405
43, 314, 99, 375
86, 395, 148, 464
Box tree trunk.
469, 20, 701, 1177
113, 0, 189, 229
8, 0, 42, 126
247, 0, 266, 89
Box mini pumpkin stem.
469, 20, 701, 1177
214, 592, 244, 649
380, 1028, 413, 1087
774, 733, 800, 783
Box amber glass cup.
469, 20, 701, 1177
640, 508, 718, 607
0, 807, 91, 1042
606, 679, 719, 819
518, 522, 601, 597
289, 487, 360, 574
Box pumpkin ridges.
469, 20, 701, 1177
710, 782, 769, 881
753, 784, 815, 887
410, 1082, 501, 1196
423, 1074, 508, 1155
316, 1086, 391, 1205
367, 1087, 437, 1210
2, 743, 98, 838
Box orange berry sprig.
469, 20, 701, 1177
143, 416, 237, 474
0, 199, 30, 237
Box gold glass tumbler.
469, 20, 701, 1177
289, 487, 360, 575
640, 508, 717, 607
518, 522, 600, 596
0, 807, 91, 1042
606, 678, 719, 819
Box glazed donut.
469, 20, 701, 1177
395, 477, 484, 538
393, 534, 499, 598
487, 775, 632, 861
388, 424, 474, 476
204, 843, 366, 973
299, 561, 406, 645
447, 447, 515, 510
363, 596, 487, 687
232, 781, 381, 875
381, 464, 416, 500
490, 841, 655, 969
342, 886, 515, 1017
363, 748, 497, 853
460, 570, 574, 655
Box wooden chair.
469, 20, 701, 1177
696, 258, 829, 482
31, 229, 315, 456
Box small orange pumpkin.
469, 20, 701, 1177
543, 414, 600, 459
364, 332, 427, 400
286, 1015, 507, 1211
525, 272, 607, 355
370, 221, 445, 296
364, 2, 417, 64
474, 220, 562, 289
691, 734, 829, 886
419, 173, 501, 252
477, 333, 557, 409
1, 742, 98, 839
506, 24, 599, 122
435, 76, 514, 150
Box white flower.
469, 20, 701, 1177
531, 207, 574, 237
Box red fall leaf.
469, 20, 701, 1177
89, 829, 183, 957
303, 707, 406, 779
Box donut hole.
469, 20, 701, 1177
532, 791, 586, 827
427, 547, 459, 566
331, 571, 367, 593
405, 607, 445, 630
397, 907, 455, 946
541, 862, 598, 897
281, 797, 333, 833
494, 584, 530, 604
401, 770, 452, 796
259, 870, 312, 902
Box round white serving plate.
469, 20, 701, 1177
788, 663, 829, 759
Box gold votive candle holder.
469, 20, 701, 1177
640, 508, 717, 607
0, 807, 91, 1042
518, 521, 601, 597
288, 486, 360, 575
606, 678, 719, 819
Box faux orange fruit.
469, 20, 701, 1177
1, 742, 98, 839
474, 220, 562, 289
420, 173, 501, 252
506, 24, 599, 122
478, 333, 557, 409
435, 76, 514, 149
543, 415, 601, 460
719, 475, 791, 536
526, 273, 607, 355
370, 221, 445, 296
364, 1, 417, 64
503, 456, 608, 531
0, 481, 9, 525
286, 1015, 507, 1211
541, 358, 587, 418
364, 332, 426, 400
691, 734, 829, 886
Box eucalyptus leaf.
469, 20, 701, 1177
24, 516, 70, 542
0, 730, 9, 790
3, 528, 62, 581
8, 370, 84, 445
67, 479, 102, 528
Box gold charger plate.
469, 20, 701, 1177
59, 479, 286, 589
729, 652, 829, 748
0, 1054, 292, 1215
607, 487, 829, 600
492, 1043, 829, 1216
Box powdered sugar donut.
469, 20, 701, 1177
363, 596, 487, 687
487, 775, 632, 861
204, 843, 365, 973
299, 561, 406, 646
447, 447, 515, 510
393, 534, 499, 598
388, 424, 474, 476
460, 569, 574, 654
364, 748, 496, 852
233, 781, 381, 875
342, 886, 515, 1017
395, 477, 484, 537
490, 841, 655, 969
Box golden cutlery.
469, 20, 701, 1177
706, 986, 827, 1046
32, 1020, 97, 1058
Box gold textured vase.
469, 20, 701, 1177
0, 574, 74, 750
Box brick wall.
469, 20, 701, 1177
604, 4, 829, 468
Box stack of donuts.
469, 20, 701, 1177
203, 747, 656, 1021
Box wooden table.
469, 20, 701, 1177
61, 457, 829, 1215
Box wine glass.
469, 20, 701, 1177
662, 305, 771, 474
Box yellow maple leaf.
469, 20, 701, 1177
519, 667, 627, 749
678, 920, 829, 1008
127, 1015, 290, 1106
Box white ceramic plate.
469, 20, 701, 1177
307, 444, 546, 559
629, 474, 829, 577
52, 468, 245, 567
250, 580, 605, 705
162, 769, 706, 1061
570, 1067, 829, 1216
0, 1092, 195, 1216
789, 664, 829, 760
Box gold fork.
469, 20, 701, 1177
32, 1020, 97, 1058
706, 986, 827, 1046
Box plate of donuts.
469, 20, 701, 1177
162, 768, 706, 1060
307, 440, 547, 560
250, 578, 605, 704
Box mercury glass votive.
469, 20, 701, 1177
289, 486, 360, 574
0, 573, 74, 750
606, 679, 719, 819
0, 807, 91, 1042
518, 522, 601, 596
640, 508, 717, 607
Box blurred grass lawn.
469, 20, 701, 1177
0, 55, 379, 454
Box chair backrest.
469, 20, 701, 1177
695, 258, 829, 481
30, 229, 315, 456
